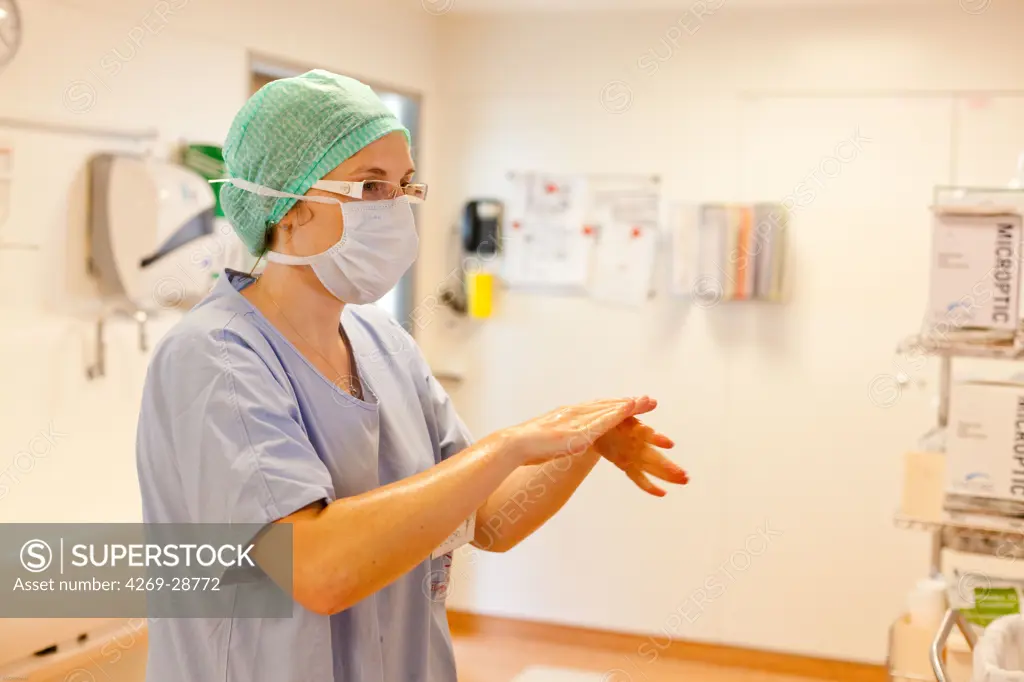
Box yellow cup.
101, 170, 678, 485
467, 272, 494, 319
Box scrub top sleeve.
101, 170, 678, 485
162, 327, 335, 524
388, 318, 474, 461
424, 373, 474, 462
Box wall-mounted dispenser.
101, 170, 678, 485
442, 199, 502, 319
85, 153, 246, 378
88, 153, 223, 310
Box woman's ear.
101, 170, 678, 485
274, 202, 315, 247
284, 202, 315, 228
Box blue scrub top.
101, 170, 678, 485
136, 269, 473, 682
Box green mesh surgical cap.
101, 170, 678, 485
220, 69, 411, 256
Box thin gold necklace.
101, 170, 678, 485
263, 289, 363, 400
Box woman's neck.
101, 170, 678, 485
244, 262, 346, 348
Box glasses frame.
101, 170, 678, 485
312, 179, 428, 203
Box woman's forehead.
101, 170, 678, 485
325, 134, 413, 179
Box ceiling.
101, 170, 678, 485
439, 0, 936, 12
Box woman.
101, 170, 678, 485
136, 69, 688, 682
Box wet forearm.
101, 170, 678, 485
274, 432, 519, 614
473, 448, 601, 553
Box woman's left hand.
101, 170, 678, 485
594, 417, 688, 497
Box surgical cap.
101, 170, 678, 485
220, 69, 411, 256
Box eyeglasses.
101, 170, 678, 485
311, 179, 428, 203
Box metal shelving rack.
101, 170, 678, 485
891, 335, 1024, 682
889, 185, 1024, 682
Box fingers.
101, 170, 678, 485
564, 396, 657, 423
643, 432, 675, 448
645, 431, 675, 449
582, 400, 642, 438
639, 448, 689, 484
626, 467, 666, 497
629, 396, 657, 417
557, 400, 639, 457
582, 396, 656, 421
625, 420, 674, 449
561, 397, 664, 457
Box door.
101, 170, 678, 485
371, 90, 421, 327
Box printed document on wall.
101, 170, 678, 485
502, 172, 592, 290
588, 178, 660, 306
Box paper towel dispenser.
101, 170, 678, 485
87, 153, 243, 312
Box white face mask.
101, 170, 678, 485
217, 177, 419, 304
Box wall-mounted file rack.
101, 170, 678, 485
692, 202, 788, 304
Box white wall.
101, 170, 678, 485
429, 2, 1024, 665
0, 0, 441, 668
0, 0, 441, 523
9, 0, 1024, 672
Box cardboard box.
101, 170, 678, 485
928, 210, 1022, 333
947, 380, 1024, 502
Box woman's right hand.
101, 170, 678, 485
500, 396, 658, 466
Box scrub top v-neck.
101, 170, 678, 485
338, 322, 365, 402
136, 269, 474, 682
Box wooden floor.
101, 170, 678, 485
453, 631, 833, 682
18, 627, 836, 682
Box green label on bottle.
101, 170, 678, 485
962, 587, 1021, 626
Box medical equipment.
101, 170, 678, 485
462, 199, 502, 319
220, 69, 409, 256
890, 184, 1024, 682
436, 199, 504, 319
946, 379, 1024, 504
85, 153, 246, 378
87, 152, 238, 311
928, 209, 1022, 335
217, 176, 420, 305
